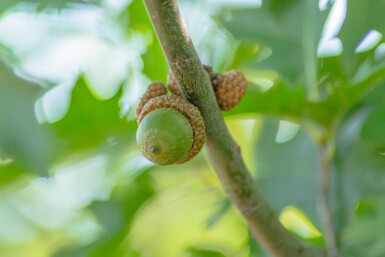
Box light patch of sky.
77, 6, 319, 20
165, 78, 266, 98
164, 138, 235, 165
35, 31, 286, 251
52, 155, 112, 209
0, 197, 36, 243
275, 120, 300, 144
179, 0, 261, 70
318, 0, 382, 56
317, 0, 346, 57
121, 69, 151, 121
355, 30, 383, 53
375, 43, 385, 60
103, 0, 132, 13
35, 79, 74, 123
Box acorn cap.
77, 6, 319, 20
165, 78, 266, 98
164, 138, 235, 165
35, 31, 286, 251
137, 94, 205, 164
136, 81, 167, 123
211, 70, 247, 111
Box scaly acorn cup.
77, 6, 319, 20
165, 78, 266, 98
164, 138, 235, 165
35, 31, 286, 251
167, 66, 247, 110
136, 93, 205, 165
135, 81, 167, 123
211, 70, 247, 111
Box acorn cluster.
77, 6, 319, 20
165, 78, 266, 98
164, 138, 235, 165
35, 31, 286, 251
136, 65, 247, 165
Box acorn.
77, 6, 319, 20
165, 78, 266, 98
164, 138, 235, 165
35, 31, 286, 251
211, 70, 247, 111
167, 66, 247, 110
136, 84, 205, 165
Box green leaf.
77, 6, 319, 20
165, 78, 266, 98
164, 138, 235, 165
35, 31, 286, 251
205, 198, 231, 229
333, 108, 385, 233
219, 0, 328, 82
248, 232, 268, 257
124, 0, 168, 81
51, 77, 136, 151
228, 42, 262, 69
338, 0, 385, 75
0, 60, 51, 176
187, 247, 227, 257
226, 82, 307, 119
0, 162, 28, 187
342, 196, 385, 257
225, 82, 335, 128
227, 64, 385, 131
360, 102, 385, 148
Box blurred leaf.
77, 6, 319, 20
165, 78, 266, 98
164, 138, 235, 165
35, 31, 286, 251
360, 102, 385, 148
142, 38, 169, 82
355, 200, 376, 219
219, 0, 328, 81
253, 118, 320, 226
125, 0, 168, 81
333, 106, 385, 232
279, 206, 324, 246
228, 65, 385, 130
53, 170, 155, 257
226, 82, 335, 128
205, 198, 231, 229
342, 196, 385, 257
0, 60, 51, 176
338, 0, 385, 75
228, 43, 262, 69
248, 234, 268, 257
0, 0, 100, 13
52, 77, 136, 151
318, 55, 348, 87
361, 79, 385, 106
187, 247, 227, 257
0, 162, 26, 187
226, 82, 307, 119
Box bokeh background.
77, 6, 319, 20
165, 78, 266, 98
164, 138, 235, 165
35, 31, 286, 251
1, 0, 385, 256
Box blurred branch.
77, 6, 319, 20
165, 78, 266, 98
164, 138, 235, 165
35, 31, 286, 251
317, 138, 340, 257
142, 1, 326, 256
303, 0, 319, 101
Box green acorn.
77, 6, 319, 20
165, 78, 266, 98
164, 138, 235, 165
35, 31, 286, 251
136, 84, 205, 165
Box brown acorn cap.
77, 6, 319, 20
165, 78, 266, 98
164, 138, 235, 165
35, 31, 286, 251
167, 65, 216, 96
137, 94, 205, 164
135, 81, 167, 123
211, 70, 247, 111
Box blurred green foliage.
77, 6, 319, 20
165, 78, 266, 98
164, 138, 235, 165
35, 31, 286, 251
0, 60, 51, 178
0, 0, 385, 257
52, 78, 136, 151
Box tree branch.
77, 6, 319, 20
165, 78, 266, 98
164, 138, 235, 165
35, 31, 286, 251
318, 139, 340, 257
142, 1, 326, 256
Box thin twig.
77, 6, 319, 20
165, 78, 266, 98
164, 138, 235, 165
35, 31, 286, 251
318, 139, 339, 257
142, 1, 326, 256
